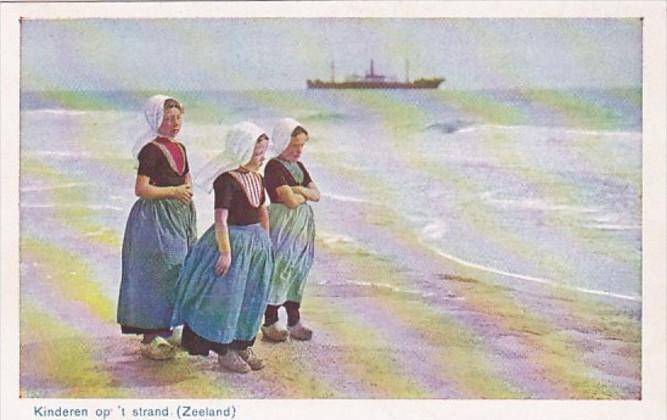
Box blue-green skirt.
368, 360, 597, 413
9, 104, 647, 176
117, 198, 197, 332
171, 223, 273, 344
266, 203, 315, 305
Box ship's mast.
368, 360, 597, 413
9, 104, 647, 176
405, 59, 410, 83
331, 61, 335, 83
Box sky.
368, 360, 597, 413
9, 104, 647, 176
21, 18, 642, 91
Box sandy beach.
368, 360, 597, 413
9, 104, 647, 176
18, 89, 641, 399
20, 231, 640, 399
20, 196, 641, 399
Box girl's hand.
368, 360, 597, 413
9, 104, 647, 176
291, 186, 306, 198
215, 253, 232, 276
171, 184, 193, 204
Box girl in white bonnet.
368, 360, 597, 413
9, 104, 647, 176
117, 95, 197, 360
171, 121, 273, 373
261, 118, 320, 342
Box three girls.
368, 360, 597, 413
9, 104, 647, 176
118, 100, 318, 370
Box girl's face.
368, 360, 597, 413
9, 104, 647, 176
157, 107, 182, 139
280, 132, 308, 162
247, 135, 269, 167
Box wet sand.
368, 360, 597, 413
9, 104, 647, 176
19, 233, 640, 399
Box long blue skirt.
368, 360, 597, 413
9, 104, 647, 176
266, 203, 315, 305
117, 198, 197, 332
171, 223, 273, 344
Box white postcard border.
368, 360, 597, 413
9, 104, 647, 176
1, 2, 665, 420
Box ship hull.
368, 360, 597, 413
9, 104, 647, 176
307, 79, 444, 89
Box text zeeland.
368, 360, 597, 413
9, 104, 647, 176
177, 405, 236, 419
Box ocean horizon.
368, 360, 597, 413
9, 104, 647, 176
21, 87, 641, 129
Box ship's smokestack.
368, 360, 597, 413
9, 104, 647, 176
370, 59, 375, 77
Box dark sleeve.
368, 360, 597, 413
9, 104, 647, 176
137, 144, 160, 178
264, 160, 289, 193
213, 173, 236, 210
260, 176, 267, 206
180, 143, 190, 176
298, 162, 313, 186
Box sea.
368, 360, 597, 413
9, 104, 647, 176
19, 88, 642, 304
